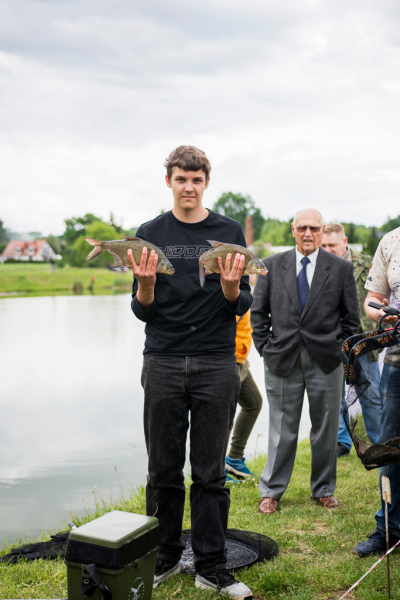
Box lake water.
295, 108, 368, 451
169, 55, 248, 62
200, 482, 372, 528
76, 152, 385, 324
0, 294, 311, 546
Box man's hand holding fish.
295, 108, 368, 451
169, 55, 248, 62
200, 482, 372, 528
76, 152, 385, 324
218, 252, 246, 307
127, 247, 158, 311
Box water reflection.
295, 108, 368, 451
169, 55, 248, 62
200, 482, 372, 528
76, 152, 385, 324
0, 294, 311, 545
0, 295, 148, 544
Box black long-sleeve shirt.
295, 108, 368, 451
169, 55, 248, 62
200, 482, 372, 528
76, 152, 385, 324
131, 210, 252, 355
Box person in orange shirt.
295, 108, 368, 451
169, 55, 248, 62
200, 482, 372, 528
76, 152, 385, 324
225, 310, 263, 481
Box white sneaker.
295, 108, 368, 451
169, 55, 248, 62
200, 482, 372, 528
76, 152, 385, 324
195, 569, 253, 599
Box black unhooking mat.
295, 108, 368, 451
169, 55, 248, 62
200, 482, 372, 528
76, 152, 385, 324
180, 529, 278, 573
1, 529, 279, 570
1, 531, 70, 564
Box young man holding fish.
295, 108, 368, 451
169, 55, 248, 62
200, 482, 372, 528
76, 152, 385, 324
128, 146, 254, 599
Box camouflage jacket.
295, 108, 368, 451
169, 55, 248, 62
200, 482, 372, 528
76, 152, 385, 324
350, 249, 379, 361
350, 249, 374, 334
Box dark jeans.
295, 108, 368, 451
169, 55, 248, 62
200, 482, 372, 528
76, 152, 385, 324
141, 353, 239, 574
375, 364, 400, 536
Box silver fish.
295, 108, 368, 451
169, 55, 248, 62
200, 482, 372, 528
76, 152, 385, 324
199, 240, 267, 287
85, 236, 175, 274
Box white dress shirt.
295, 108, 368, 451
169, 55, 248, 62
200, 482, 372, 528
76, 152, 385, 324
295, 247, 319, 286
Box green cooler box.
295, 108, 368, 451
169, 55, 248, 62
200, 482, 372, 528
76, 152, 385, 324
65, 510, 160, 600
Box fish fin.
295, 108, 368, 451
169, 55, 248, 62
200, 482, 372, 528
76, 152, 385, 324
204, 266, 213, 275
108, 250, 124, 268
122, 235, 140, 241
199, 262, 206, 288
85, 239, 103, 261
206, 240, 224, 248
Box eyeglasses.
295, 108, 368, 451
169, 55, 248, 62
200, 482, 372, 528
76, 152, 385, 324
294, 225, 322, 233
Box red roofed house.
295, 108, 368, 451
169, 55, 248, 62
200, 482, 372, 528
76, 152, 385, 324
0, 240, 57, 262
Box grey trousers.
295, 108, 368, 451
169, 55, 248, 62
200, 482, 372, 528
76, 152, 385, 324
259, 345, 343, 501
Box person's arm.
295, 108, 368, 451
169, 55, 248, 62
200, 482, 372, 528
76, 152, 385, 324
363, 239, 397, 325
340, 262, 361, 341
130, 232, 159, 322
218, 252, 253, 315
364, 292, 398, 324
250, 258, 271, 356
128, 247, 158, 310
218, 251, 245, 307
219, 225, 252, 315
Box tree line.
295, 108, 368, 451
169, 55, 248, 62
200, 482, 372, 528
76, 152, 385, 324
0, 213, 136, 268
1, 194, 399, 266
212, 192, 400, 256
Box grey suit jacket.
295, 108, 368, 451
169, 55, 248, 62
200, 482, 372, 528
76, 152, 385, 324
251, 248, 360, 376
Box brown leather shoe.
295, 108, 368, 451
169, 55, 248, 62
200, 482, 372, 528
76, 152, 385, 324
258, 497, 279, 514
312, 495, 340, 508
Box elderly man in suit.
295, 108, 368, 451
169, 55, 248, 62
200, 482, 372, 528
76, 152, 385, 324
251, 208, 360, 514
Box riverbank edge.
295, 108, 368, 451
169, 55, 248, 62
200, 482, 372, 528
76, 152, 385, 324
1, 441, 399, 600
0, 264, 132, 296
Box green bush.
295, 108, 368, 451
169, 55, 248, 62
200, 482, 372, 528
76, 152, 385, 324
72, 222, 119, 268
261, 218, 294, 246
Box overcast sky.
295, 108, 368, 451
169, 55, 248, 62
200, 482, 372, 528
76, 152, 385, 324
1, 0, 400, 235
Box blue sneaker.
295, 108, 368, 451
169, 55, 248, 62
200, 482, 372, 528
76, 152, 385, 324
225, 456, 255, 478
353, 530, 400, 557
224, 469, 240, 484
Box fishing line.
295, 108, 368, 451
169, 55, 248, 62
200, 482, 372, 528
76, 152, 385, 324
338, 540, 400, 599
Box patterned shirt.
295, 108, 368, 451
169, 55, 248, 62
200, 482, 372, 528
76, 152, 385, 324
365, 227, 400, 366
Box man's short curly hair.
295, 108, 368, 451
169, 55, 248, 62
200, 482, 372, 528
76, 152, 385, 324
164, 146, 211, 181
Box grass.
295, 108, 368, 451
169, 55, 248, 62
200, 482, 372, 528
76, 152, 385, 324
0, 441, 398, 599
0, 263, 132, 296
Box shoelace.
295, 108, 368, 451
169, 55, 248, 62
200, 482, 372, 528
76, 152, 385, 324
367, 531, 398, 543
155, 556, 178, 575
210, 569, 237, 589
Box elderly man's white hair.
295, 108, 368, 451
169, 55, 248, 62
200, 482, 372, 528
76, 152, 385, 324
293, 208, 324, 226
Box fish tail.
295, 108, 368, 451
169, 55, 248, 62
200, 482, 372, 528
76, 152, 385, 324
85, 239, 104, 261
199, 261, 205, 288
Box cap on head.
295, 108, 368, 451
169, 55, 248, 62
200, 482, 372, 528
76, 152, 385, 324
164, 146, 211, 181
